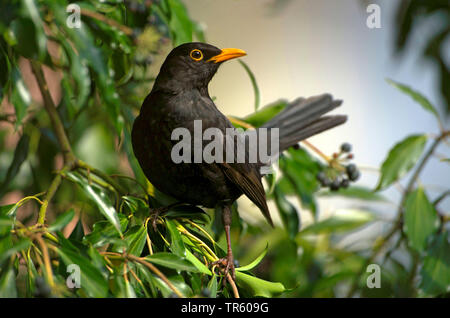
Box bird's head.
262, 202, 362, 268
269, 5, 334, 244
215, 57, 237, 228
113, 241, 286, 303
153, 42, 247, 92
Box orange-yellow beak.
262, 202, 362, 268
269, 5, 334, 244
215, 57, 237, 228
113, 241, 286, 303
208, 48, 247, 63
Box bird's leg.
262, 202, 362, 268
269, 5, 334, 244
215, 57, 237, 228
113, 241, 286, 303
148, 202, 183, 231
212, 205, 236, 282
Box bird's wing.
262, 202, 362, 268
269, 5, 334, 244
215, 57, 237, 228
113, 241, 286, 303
218, 161, 273, 227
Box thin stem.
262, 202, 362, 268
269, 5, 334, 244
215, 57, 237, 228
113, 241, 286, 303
30, 60, 76, 165
346, 132, 447, 297
76, 160, 127, 195
226, 273, 240, 298
80, 8, 134, 36
125, 254, 185, 298
35, 235, 54, 287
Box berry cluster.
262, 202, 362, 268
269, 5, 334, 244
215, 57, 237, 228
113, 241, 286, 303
316, 142, 360, 191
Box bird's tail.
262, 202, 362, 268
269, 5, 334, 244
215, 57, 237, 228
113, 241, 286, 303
261, 94, 347, 152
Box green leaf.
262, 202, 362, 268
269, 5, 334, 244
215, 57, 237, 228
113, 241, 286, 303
65, 171, 122, 235
278, 147, 322, 217
0, 133, 29, 197
9, 18, 40, 59
144, 252, 200, 273
0, 45, 11, 103
49, 2, 123, 135
22, 0, 47, 60
242, 99, 288, 127
235, 271, 285, 297
318, 186, 388, 201
0, 204, 18, 236
0, 266, 17, 297
48, 209, 75, 232
375, 134, 427, 191
0, 204, 18, 218
238, 60, 260, 111
125, 225, 147, 256
0, 237, 31, 265
298, 209, 374, 236
11, 66, 31, 126
404, 187, 439, 251
207, 273, 218, 298
420, 232, 450, 296
185, 249, 212, 275
56, 243, 109, 298
166, 219, 186, 257
273, 186, 299, 239
387, 79, 440, 123
84, 215, 128, 247
236, 244, 268, 272
156, 0, 193, 46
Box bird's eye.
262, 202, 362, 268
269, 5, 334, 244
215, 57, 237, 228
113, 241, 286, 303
190, 49, 203, 61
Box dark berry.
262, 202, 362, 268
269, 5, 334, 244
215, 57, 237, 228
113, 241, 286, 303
349, 169, 360, 181
330, 178, 340, 191
346, 164, 357, 175
234, 259, 240, 268
340, 178, 350, 188
34, 277, 52, 298
341, 142, 352, 153
316, 171, 326, 182
316, 172, 331, 187
201, 288, 212, 298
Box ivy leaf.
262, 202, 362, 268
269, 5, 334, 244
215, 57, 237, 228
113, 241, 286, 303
420, 231, 450, 296
236, 244, 268, 272
156, 0, 193, 46
375, 135, 427, 191
166, 219, 186, 257
65, 171, 122, 235
56, 244, 109, 298
242, 99, 288, 127
124, 225, 148, 256
235, 271, 285, 297
387, 79, 440, 123
185, 249, 211, 275
404, 187, 439, 252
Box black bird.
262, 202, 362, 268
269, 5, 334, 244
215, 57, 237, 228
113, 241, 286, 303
132, 42, 347, 279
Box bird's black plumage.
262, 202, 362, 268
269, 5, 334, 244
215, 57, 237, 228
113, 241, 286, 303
132, 42, 347, 278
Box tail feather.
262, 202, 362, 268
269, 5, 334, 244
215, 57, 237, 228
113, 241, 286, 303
261, 94, 347, 152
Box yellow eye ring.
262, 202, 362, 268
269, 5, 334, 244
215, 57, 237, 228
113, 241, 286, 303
190, 49, 203, 61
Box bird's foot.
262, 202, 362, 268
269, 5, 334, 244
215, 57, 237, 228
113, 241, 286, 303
212, 252, 236, 283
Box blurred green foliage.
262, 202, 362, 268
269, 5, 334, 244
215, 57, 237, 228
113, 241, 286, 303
0, 0, 449, 298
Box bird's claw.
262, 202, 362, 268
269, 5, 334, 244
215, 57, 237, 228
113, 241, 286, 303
148, 207, 168, 231
212, 253, 236, 284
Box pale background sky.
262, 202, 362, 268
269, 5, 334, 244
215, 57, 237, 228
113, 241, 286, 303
182, 0, 449, 228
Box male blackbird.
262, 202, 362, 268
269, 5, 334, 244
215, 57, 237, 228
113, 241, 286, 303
132, 42, 347, 279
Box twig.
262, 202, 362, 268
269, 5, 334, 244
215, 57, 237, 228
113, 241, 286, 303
125, 254, 185, 298
38, 170, 63, 225
226, 273, 240, 298
345, 132, 448, 297
35, 234, 54, 287
76, 160, 127, 195
80, 8, 134, 36
29, 60, 76, 165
